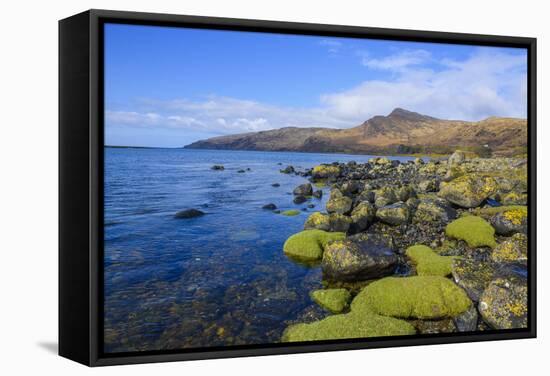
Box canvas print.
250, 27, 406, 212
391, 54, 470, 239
103, 23, 529, 353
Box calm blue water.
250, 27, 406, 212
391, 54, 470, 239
103, 148, 415, 352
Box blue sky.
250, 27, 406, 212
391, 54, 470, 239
105, 23, 527, 147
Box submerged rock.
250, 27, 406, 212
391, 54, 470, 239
351, 276, 472, 319
293, 183, 313, 196
312, 190, 323, 199
283, 230, 345, 261
281, 209, 301, 216
310, 289, 351, 313
262, 203, 277, 210
293, 195, 308, 204
280, 165, 295, 174
445, 216, 496, 248
271, 183, 281, 187
406, 244, 455, 277
376, 202, 410, 225
174, 209, 205, 219
211, 164, 225, 170
322, 234, 397, 281
438, 174, 497, 208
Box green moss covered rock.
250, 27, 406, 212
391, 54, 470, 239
281, 311, 415, 342
501, 192, 528, 205
310, 288, 351, 313
304, 212, 330, 231
281, 209, 301, 216
283, 230, 345, 261
322, 234, 397, 281
312, 164, 341, 179
491, 233, 528, 263
349, 201, 375, 233
479, 271, 528, 329
490, 208, 528, 235
445, 216, 496, 248
438, 173, 497, 208
374, 186, 398, 208
375, 202, 410, 225
412, 198, 457, 224
328, 213, 352, 233
326, 191, 353, 215
451, 258, 497, 302
473, 205, 527, 219
406, 245, 455, 277
351, 276, 471, 319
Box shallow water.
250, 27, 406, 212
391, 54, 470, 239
103, 147, 416, 353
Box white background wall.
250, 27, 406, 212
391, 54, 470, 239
0, 0, 546, 374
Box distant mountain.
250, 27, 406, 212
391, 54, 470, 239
184, 108, 527, 156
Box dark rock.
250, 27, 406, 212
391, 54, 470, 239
418, 179, 438, 193
293, 195, 308, 204
374, 187, 398, 208
293, 183, 313, 196
280, 165, 295, 174
452, 258, 497, 302
328, 213, 352, 233
322, 233, 397, 281
376, 202, 410, 225
412, 319, 456, 334
413, 198, 457, 224
211, 165, 224, 170
307, 204, 315, 209
262, 203, 277, 210
490, 210, 527, 235
174, 209, 205, 219
237, 169, 246, 173
312, 190, 323, 199
349, 201, 375, 233
485, 198, 501, 207
479, 265, 527, 329
340, 180, 362, 196
326, 189, 353, 215
271, 183, 280, 187
438, 174, 498, 208
453, 305, 479, 332
448, 150, 466, 166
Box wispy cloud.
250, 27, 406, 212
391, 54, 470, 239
361, 49, 431, 71
106, 49, 527, 136
318, 39, 343, 54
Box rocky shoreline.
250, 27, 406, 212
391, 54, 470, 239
279, 151, 528, 341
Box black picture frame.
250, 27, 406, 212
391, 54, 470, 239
59, 9, 537, 367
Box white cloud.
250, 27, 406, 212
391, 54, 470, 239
106, 49, 527, 136
362, 49, 431, 71
323, 49, 527, 121
319, 39, 343, 54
